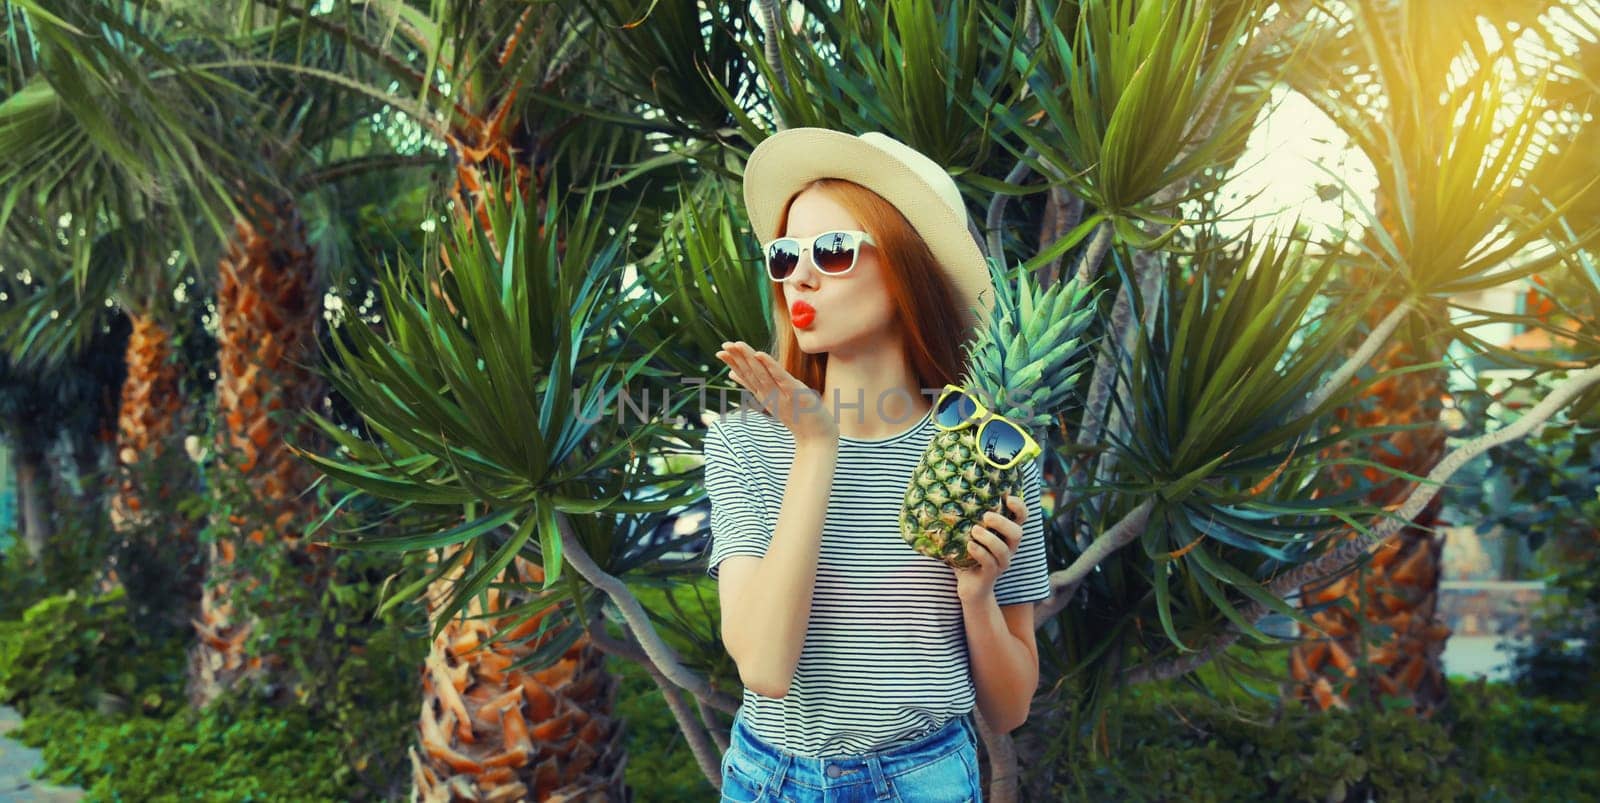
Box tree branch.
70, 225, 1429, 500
1034, 498, 1157, 622
1040, 186, 1083, 288
292, 153, 446, 192
696, 695, 730, 754
986, 149, 1035, 261
1119, 361, 1600, 683
757, 0, 789, 130
585, 617, 740, 718
601, 622, 724, 791
974, 706, 1021, 803
1291, 298, 1414, 420
1073, 220, 1114, 285
556, 512, 741, 715
1090, 248, 1164, 485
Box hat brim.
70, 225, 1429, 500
741, 128, 995, 332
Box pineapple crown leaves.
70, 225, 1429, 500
960, 258, 1103, 429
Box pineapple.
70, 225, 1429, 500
900, 260, 1098, 568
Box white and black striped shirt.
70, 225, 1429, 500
701, 405, 1050, 757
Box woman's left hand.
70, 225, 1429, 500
954, 494, 1026, 603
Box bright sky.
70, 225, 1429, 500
1212, 85, 1377, 247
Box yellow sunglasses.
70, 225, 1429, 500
931, 384, 1042, 471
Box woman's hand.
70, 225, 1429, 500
716, 341, 839, 447
954, 494, 1026, 604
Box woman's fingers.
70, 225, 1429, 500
727, 343, 797, 414
718, 343, 836, 440
716, 351, 750, 395
967, 529, 1000, 572
754, 351, 790, 389
752, 351, 815, 417
971, 526, 1012, 572
966, 539, 995, 571
721, 342, 770, 400
1003, 493, 1028, 525
982, 509, 1022, 553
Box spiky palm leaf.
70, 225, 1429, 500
0, 0, 246, 274
293, 168, 695, 800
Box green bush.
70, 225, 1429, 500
1449, 678, 1600, 802
0, 516, 425, 799
0, 586, 187, 717
0, 531, 53, 620
10, 697, 355, 802
1049, 677, 1598, 802
1508, 558, 1600, 706
0, 581, 422, 801
0, 513, 119, 622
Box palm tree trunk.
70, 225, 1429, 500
409, 549, 628, 802
1287, 299, 1452, 715
187, 194, 331, 709
407, 152, 627, 799
101, 312, 205, 629
13, 445, 53, 560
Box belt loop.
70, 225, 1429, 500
866, 753, 892, 798
764, 751, 794, 798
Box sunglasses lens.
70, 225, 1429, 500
766, 239, 800, 280
812, 232, 858, 274
979, 420, 1028, 466
935, 390, 979, 428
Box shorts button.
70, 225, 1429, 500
826, 764, 844, 778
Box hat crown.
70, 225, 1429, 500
857, 132, 968, 229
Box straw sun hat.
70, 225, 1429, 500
740, 127, 996, 332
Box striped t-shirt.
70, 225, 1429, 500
701, 404, 1050, 757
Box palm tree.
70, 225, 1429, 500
0, 1, 238, 616
0, 0, 452, 708
176, 9, 448, 708
245, 3, 730, 796
0, 213, 128, 564
1278, 0, 1600, 716
0, 211, 215, 636
296, 166, 703, 799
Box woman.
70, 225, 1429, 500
704, 128, 1051, 802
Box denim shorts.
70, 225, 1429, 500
718, 710, 982, 803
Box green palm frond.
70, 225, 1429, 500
1133, 235, 1390, 540
0, 0, 245, 276
1294, 1, 1600, 359
573, 0, 762, 136
707, 0, 1031, 173
1044, 230, 1413, 717
631, 174, 771, 379
0, 212, 130, 369
294, 168, 690, 638
987, 0, 1273, 244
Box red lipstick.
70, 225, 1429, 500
790, 300, 816, 329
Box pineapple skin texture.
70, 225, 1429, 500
900, 428, 1025, 569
